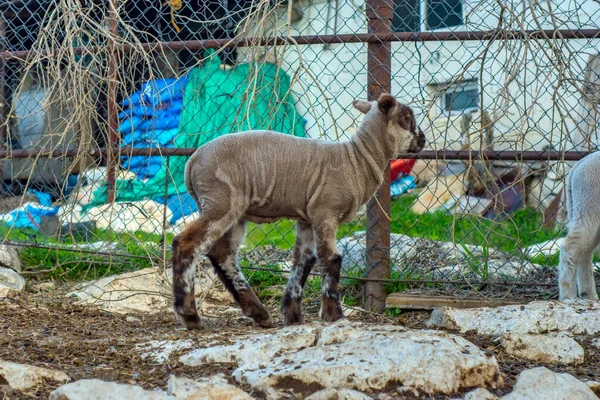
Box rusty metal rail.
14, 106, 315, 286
0, 147, 592, 161
1, 29, 599, 61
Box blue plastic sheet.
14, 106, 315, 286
28, 189, 53, 207
390, 175, 416, 197
121, 77, 188, 107
159, 192, 198, 225
5, 203, 59, 230
118, 76, 186, 181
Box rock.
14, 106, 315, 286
306, 388, 373, 400
464, 388, 498, 400
67, 267, 226, 314
0, 245, 21, 272
0, 361, 70, 391
32, 282, 56, 292
167, 375, 253, 400
500, 333, 584, 365
427, 299, 600, 336
138, 340, 194, 363
86, 200, 173, 234
501, 367, 598, 400
524, 238, 565, 258
0, 267, 25, 298
180, 321, 503, 396
49, 379, 173, 400
396, 386, 420, 398
181, 325, 318, 369
585, 380, 600, 396
337, 231, 530, 280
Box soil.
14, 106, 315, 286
2, 290, 600, 400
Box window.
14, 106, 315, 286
437, 80, 479, 115
392, 0, 463, 32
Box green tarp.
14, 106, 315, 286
85, 51, 306, 209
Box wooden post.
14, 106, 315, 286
364, 0, 393, 312
106, 0, 119, 203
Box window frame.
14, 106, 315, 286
435, 80, 480, 117
392, 0, 464, 32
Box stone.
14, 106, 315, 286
167, 375, 253, 400
67, 267, 226, 314
180, 321, 503, 396
337, 231, 529, 280
86, 200, 172, 234
32, 282, 56, 292
500, 333, 584, 365
0, 267, 25, 298
306, 388, 373, 400
464, 388, 498, 400
180, 325, 318, 369
0, 361, 70, 391
585, 380, 600, 396
49, 379, 173, 400
427, 299, 600, 336
396, 386, 420, 398
501, 367, 598, 400
524, 238, 565, 258
138, 340, 194, 363
0, 245, 21, 273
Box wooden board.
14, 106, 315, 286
385, 293, 525, 310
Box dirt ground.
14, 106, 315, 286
2, 291, 600, 400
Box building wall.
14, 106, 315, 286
240, 0, 600, 151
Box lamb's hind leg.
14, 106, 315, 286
281, 221, 317, 325
171, 213, 238, 329
208, 221, 273, 328
577, 225, 600, 300
314, 219, 344, 322
559, 222, 597, 300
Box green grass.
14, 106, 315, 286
389, 194, 562, 254
3, 192, 564, 287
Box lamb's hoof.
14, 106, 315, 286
282, 300, 304, 326
255, 314, 274, 329
321, 299, 344, 322
283, 312, 304, 326
181, 315, 203, 330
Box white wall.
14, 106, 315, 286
240, 0, 600, 151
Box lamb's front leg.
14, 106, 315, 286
314, 220, 344, 322
281, 221, 317, 325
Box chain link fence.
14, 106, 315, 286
0, 0, 599, 310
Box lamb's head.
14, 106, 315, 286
353, 93, 426, 155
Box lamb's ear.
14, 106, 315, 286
353, 100, 371, 114
377, 94, 397, 116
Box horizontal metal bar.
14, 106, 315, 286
1, 29, 599, 61
0, 146, 592, 161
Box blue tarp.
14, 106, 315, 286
119, 77, 186, 181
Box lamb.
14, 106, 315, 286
171, 93, 426, 329
558, 151, 600, 300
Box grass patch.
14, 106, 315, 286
3, 192, 565, 286
389, 194, 562, 254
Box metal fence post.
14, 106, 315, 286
364, 0, 392, 312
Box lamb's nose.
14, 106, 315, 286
417, 128, 426, 147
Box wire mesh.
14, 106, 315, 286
0, 0, 599, 309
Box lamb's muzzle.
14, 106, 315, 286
171, 93, 426, 330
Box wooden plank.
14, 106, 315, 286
385, 293, 525, 310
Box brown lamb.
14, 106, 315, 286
171, 93, 426, 329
